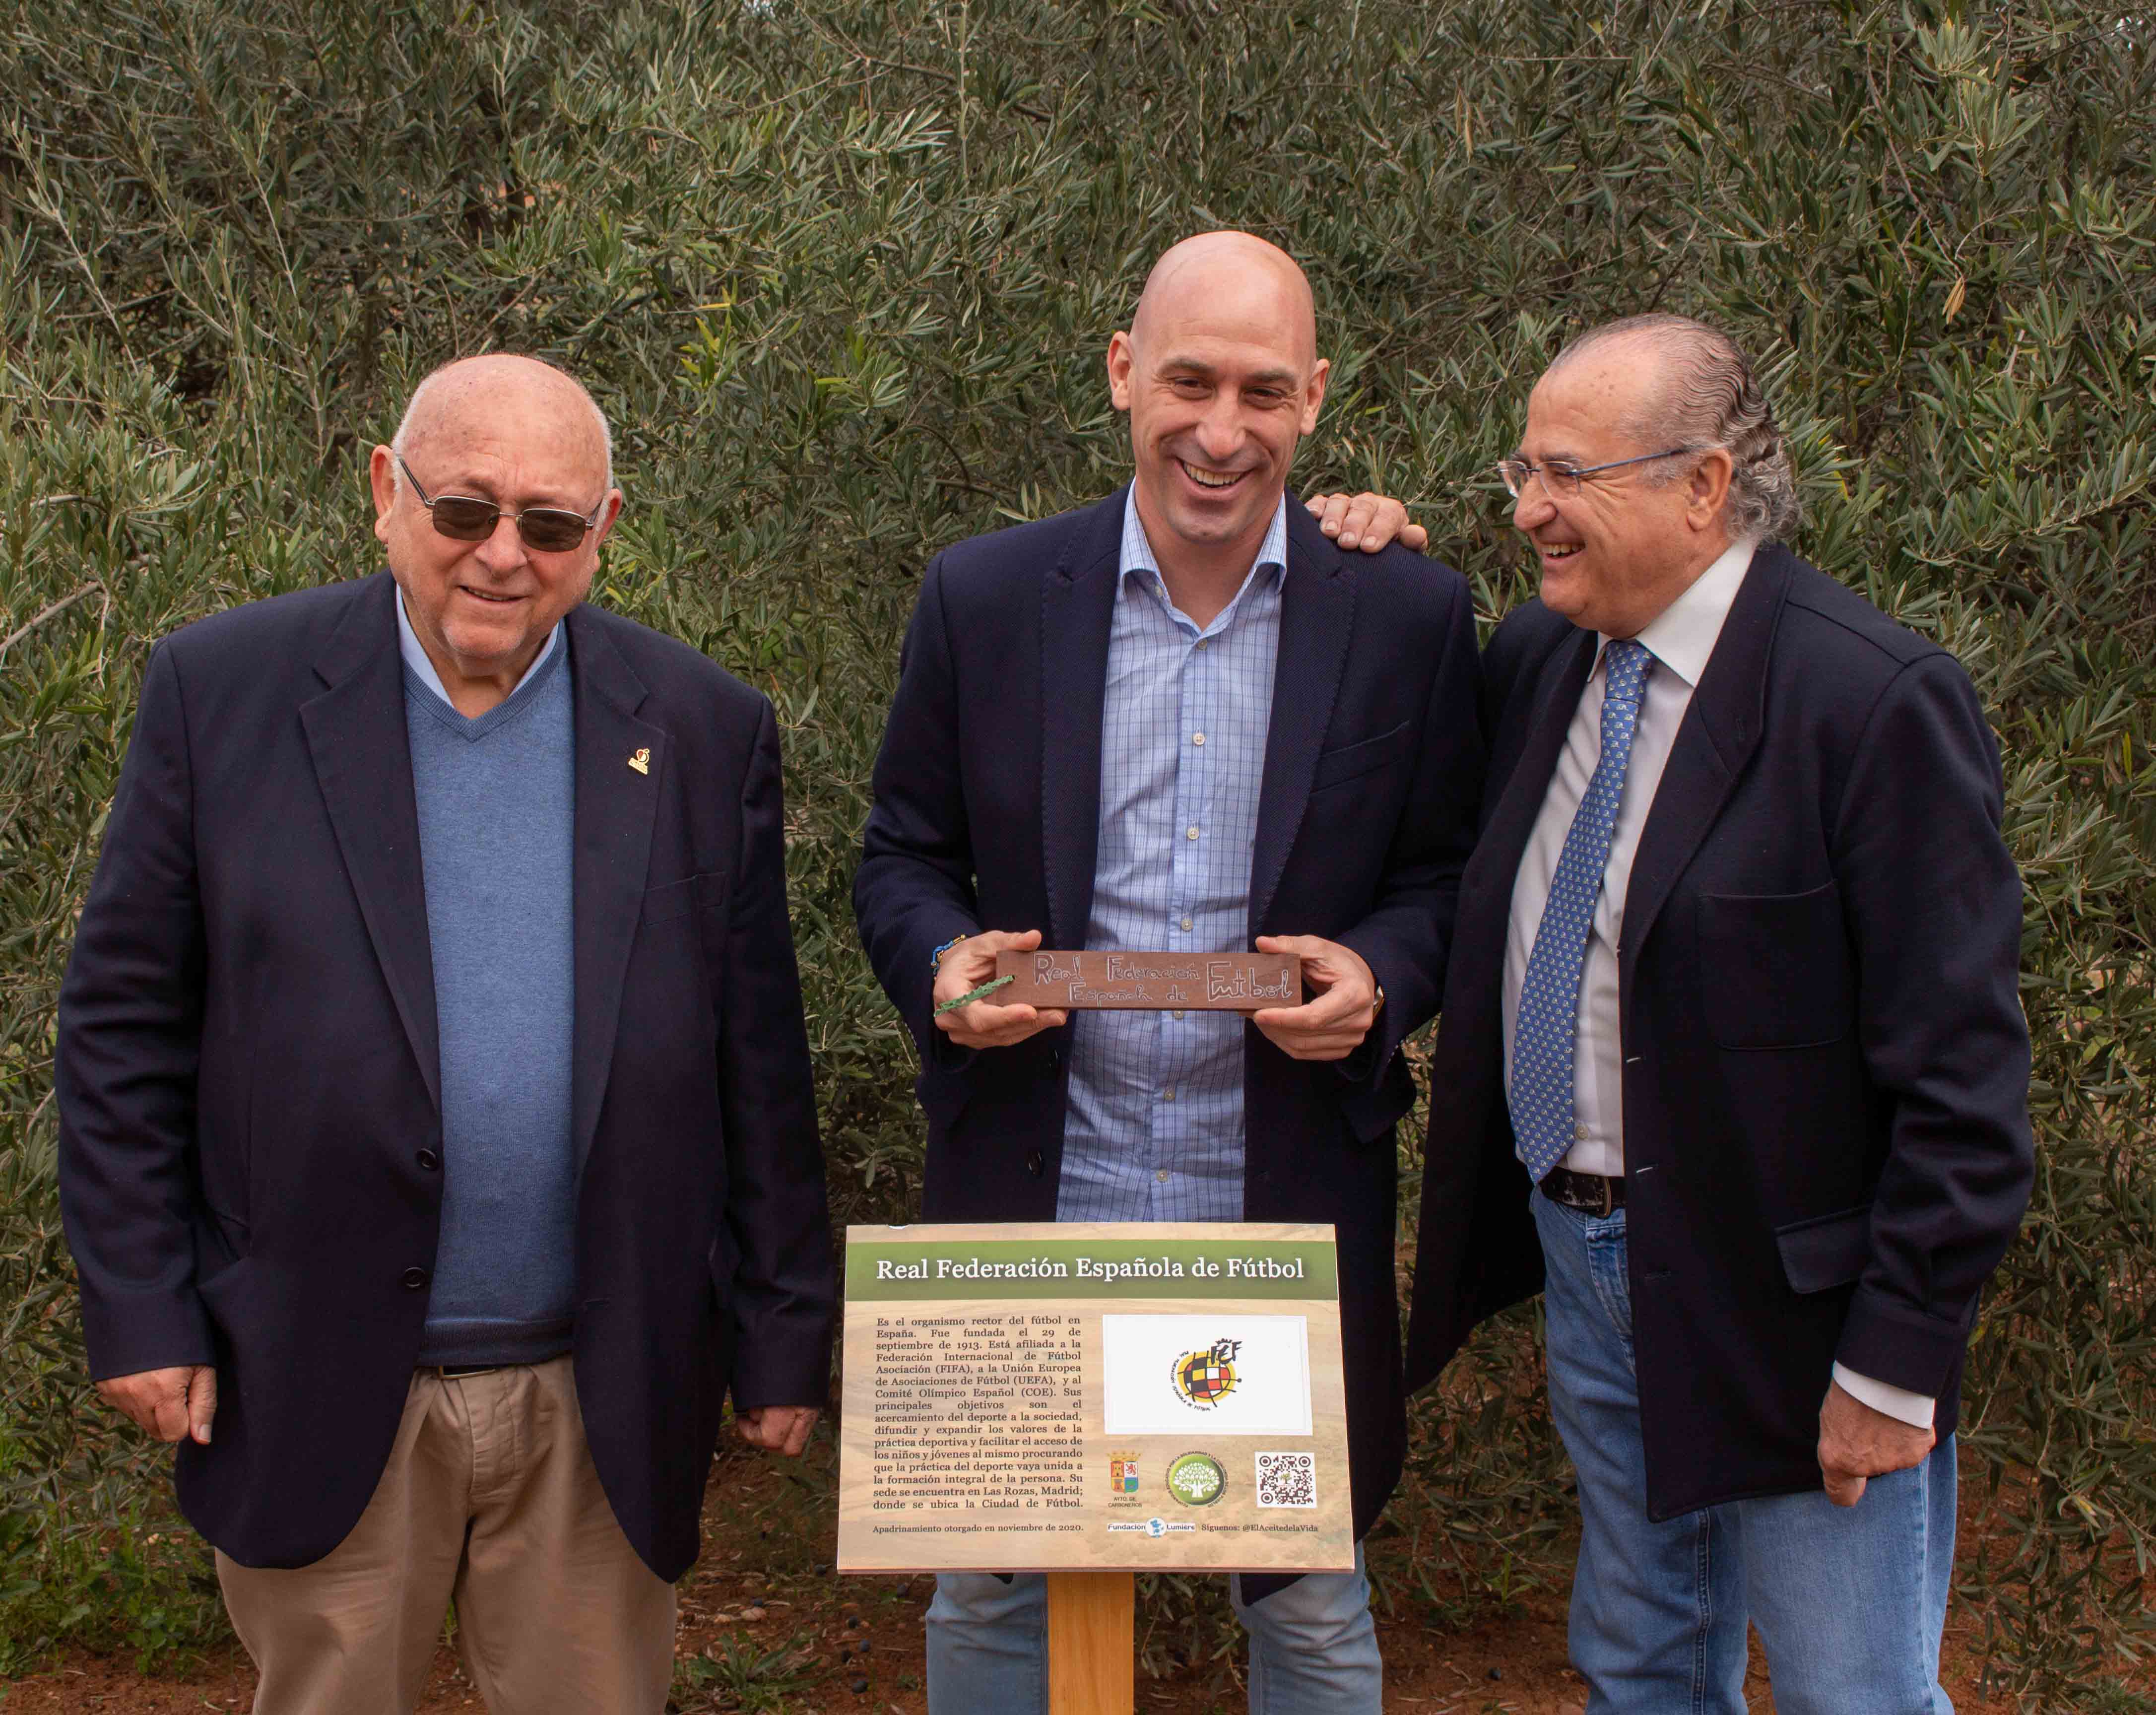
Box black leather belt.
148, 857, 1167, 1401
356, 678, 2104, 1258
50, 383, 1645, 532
1540, 1166, 1626, 1216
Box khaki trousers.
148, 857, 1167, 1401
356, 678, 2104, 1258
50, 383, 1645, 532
217, 1358, 676, 1715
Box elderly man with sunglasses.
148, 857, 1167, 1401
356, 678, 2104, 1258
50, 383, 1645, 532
58, 353, 833, 1713
1402, 316, 2031, 1713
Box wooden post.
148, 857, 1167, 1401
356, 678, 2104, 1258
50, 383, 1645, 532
1046, 1570, 1135, 1715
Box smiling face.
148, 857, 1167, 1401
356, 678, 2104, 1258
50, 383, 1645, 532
370, 355, 622, 708
1107, 233, 1328, 577
1512, 339, 1734, 639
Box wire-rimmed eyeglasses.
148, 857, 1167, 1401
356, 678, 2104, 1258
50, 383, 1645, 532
395, 455, 605, 552
1494, 448, 1696, 500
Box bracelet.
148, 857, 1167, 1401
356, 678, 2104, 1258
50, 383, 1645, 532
930, 932, 970, 973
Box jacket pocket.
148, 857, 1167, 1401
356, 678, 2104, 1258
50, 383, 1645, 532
1775, 1206, 1870, 1294
642, 871, 726, 926
1697, 882, 1850, 1049
1311, 721, 1414, 793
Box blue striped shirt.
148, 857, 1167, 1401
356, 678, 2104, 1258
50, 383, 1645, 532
1055, 489, 1287, 1223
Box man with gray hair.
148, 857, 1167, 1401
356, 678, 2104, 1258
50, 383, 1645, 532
59, 352, 833, 1712
1403, 315, 2031, 1711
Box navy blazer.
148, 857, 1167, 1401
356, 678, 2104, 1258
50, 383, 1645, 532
854, 488, 1486, 1546
58, 573, 834, 1578
1404, 544, 2033, 1518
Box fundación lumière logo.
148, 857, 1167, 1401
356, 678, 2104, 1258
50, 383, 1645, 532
1171, 1336, 1243, 1410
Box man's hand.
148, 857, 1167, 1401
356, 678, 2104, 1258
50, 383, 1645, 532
735, 1405, 820, 1457
1249, 935, 1379, 1062
97, 1365, 217, 1445
1818, 1380, 1934, 1507
933, 928, 1069, 1049
1303, 492, 1428, 554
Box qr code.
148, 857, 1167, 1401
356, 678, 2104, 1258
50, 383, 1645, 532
1255, 1451, 1317, 1509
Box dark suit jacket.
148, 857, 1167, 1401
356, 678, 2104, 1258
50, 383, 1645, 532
854, 488, 1485, 1548
58, 572, 834, 1578
1404, 543, 2032, 1518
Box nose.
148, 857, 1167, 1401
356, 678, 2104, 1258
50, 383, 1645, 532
474, 512, 529, 573
1193, 390, 1243, 463
1511, 479, 1557, 532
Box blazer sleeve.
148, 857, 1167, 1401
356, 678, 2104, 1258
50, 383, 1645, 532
57, 642, 215, 1381
717, 698, 837, 1409
1829, 653, 2034, 1395
1333, 577, 1488, 1082
851, 553, 982, 1068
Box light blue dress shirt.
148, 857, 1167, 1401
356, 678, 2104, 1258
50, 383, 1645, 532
1055, 489, 1287, 1223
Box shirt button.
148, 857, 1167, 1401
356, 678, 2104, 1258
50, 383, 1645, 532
1163, 1087, 1176, 1101
1195, 640, 1209, 652
1574, 1122, 1590, 1141
1191, 732, 1205, 746
401, 1266, 429, 1290
1179, 916, 1193, 931
1156, 1169, 1171, 1183
1186, 825, 1200, 841
1172, 1009, 1185, 1020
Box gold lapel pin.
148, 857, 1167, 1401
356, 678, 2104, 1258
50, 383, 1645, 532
628, 747, 651, 775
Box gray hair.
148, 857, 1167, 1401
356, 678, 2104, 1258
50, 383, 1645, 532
1550, 314, 1799, 543
389, 355, 614, 491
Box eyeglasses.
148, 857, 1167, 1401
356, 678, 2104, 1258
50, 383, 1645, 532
395, 455, 604, 552
1494, 448, 1695, 500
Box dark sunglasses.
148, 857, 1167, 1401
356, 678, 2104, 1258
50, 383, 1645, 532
396, 455, 604, 553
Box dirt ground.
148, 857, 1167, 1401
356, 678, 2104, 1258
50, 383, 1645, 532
6, 1433, 2025, 1715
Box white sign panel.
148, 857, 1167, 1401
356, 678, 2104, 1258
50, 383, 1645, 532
1099, 1314, 1313, 1438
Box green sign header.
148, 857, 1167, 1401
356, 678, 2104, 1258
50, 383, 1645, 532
845, 1236, 1338, 1302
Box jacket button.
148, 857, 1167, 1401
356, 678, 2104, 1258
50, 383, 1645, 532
1026, 1151, 1045, 1178
416, 1148, 441, 1172
401, 1266, 429, 1290
1048, 1049, 1061, 1069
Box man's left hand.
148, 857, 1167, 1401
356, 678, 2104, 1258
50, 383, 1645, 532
736, 1405, 820, 1457
1249, 935, 1379, 1061
1817, 1380, 1934, 1507
1303, 492, 1427, 554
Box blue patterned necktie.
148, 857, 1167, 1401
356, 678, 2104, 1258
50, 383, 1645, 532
1510, 638, 1654, 1184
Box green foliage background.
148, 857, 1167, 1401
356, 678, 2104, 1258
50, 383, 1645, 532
1, 0, 2150, 1704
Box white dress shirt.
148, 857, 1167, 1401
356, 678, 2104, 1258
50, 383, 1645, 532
1501, 537, 1934, 1430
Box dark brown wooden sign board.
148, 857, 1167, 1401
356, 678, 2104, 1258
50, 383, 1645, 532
994, 950, 1302, 1010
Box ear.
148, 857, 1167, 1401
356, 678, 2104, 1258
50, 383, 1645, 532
369, 445, 398, 545
590, 488, 627, 549
1299, 357, 1331, 437
1687, 447, 1734, 532
1106, 331, 1136, 412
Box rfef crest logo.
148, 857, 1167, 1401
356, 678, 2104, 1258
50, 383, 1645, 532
1170, 1337, 1242, 1410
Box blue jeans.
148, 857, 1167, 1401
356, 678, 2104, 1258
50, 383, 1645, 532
924, 1548, 1380, 1715
1532, 1190, 1956, 1715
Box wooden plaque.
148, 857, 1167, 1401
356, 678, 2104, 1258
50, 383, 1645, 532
994, 950, 1301, 1010
838, 1222, 1354, 1575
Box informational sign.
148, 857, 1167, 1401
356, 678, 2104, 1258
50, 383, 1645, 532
837, 1222, 1352, 1574
993, 950, 1302, 1011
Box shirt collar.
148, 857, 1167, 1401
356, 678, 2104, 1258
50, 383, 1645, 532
1603, 536, 1757, 689
1118, 486, 1289, 601
395, 586, 562, 710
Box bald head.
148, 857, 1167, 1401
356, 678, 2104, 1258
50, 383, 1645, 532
392, 354, 613, 493
1128, 231, 1317, 370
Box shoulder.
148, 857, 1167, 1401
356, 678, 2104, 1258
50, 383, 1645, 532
572, 602, 769, 731
927, 493, 1124, 607
1342, 540, 1473, 624
158, 574, 379, 672
1774, 550, 1947, 677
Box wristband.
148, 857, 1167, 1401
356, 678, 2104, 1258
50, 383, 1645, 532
930, 932, 970, 973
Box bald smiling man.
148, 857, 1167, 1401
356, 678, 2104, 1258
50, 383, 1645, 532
58, 355, 834, 1713
855, 233, 1484, 1714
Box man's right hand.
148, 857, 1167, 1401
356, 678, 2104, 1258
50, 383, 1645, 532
933, 928, 1069, 1049
98, 1364, 217, 1445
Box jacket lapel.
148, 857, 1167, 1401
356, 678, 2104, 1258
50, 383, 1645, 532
1249, 501, 1355, 934
1039, 491, 1125, 950
299, 574, 441, 1111
1449, 623, 1597, 1000
1617, 544, 1788, 995
565, 608, 667, 1180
